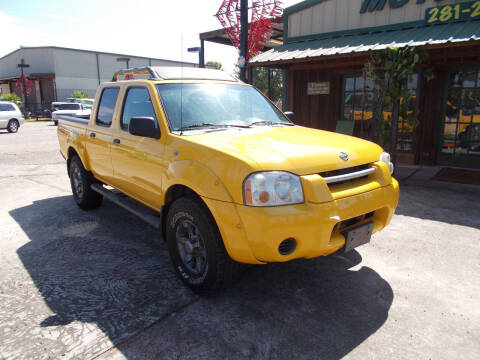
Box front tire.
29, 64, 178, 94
166, 197, 239, 295
7, 120, 19, 133
69, 156, 103, 210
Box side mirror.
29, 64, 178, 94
129, 117, 160, 139
284, 111, 295, 122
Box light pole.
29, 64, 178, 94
239, 0, 248, 82
116, 57, 130, 69
187, 46, 204, 68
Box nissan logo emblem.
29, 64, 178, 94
339, 152, 349, 161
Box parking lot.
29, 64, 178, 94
0, 121, 479, 360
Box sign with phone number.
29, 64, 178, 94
426, 1, 480, 23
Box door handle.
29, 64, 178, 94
113, 138, 120, 144
89, 132, 96, 138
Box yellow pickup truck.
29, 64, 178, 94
57, 66, 399, 294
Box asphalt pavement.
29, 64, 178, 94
0, 122, 479, 360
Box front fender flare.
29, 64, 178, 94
162, 160, 233, 203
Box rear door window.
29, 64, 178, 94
96, 87, 120, 127
0, 103, 15, 111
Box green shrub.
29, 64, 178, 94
72, 90, 89, 98
0, 93, 22, 107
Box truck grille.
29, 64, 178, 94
319, 163, 374, 186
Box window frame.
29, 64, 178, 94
120, 86, 159, 132
0, 103, 16, 112
438, 66, 480, 160
95, 86, 120, 128
340, 72, 420, 154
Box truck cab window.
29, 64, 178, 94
122, 87, 158, 131
96, 87, 119, 127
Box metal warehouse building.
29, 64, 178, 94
250, 0, 480, 169
0, 46, 194, 113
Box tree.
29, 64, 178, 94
0, 93, 22, 107
232, 64, 283, 105
72, 90, 89, 99
364, 46, 432, 168
252, 67, 283, 103
206, 61, 222, 70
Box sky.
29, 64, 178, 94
0, 0, 302, 73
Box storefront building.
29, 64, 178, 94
251, 0, 480, 168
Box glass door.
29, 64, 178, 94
439, 69, 480, 168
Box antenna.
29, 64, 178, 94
180, 33, 184, 135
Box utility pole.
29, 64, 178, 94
239, 0, 248, 82
17, 59, 30, 117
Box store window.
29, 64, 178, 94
342, 74, 419, 156
441, 70, 480, 159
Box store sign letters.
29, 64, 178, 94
360, 0, 444, 13
426, 1, 480, 23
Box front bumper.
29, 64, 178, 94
236, 179, 399, 262
203, 177, 399, 264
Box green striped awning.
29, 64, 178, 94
251, 20, 480, 64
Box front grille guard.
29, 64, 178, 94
323, 167, 375, 184
319, 163, 375, 185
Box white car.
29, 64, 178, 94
0, 101, 24, 133
66, 98, 95, 110
52, 103, 91, 125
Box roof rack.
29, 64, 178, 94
111, 66, 240, 82
112, 67, 158, 81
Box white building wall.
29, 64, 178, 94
0, 47, 55, 78
53, 48, 100, 100
0, 47, 194, 102
288, 0, 468, 38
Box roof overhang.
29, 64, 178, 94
250, 20, 480, 67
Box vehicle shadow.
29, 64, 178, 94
8, 195, 393, 360
115, 252, 394, 360
395, 183, 480, 229
8, 196, 194, 359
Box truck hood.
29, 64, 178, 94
184, 125, 383, 175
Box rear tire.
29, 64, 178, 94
7, 119, 19, 133
166, 197, 240, 295
69, 156, 103, 210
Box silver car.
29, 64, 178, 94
0, 101, 24, 133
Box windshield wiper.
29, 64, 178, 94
176, 123, 224, 131
248, 120, 294, 127
177, 123, 253, 131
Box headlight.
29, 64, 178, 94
380, 152, 394, 174
243, 171, 304, 206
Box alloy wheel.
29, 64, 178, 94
175, 219, 207, 275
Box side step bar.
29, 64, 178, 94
90, 184, 161, 229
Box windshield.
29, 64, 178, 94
156, 83, 291, 132
57, 104, 80, 110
